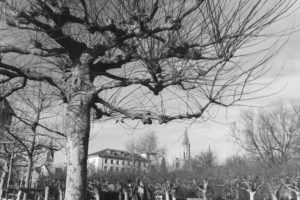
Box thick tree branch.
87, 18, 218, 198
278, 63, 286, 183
0, 46, 66, 57
95, 77, 152, 93
94, 96, 212, 124
10, 113, 65, 138
79, 0, 89, 23
0, 61, 62, 93
15, 11, 87, 60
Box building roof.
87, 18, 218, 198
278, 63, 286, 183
182, 128, 190, 146
88, 148, 148, 162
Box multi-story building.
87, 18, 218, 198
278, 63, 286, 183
87, 148, 148, 174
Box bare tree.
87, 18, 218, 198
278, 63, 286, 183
266, 178, 281, 200
192, 146, 217, 171
238, 176, 264, 200
232, 103, 300, 166
5, 84, 63, 200
0, 98, 19, 200
0, 0, 296, 199
126, 131, 166, 168
193, 178, 210, 200
0, 140, 21, 200
282, 177, 300, 200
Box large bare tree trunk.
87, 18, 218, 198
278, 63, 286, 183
0, 162, 8, 200
5, 155, 13, 200
201, 191, 207, 200
58, 188, 64, 200
94, 191, 100, 200
23, 158, 32, 200
295, 191, 300, 200
44, 186, 49, 200
249, 192, 256, 200
165, 191, 170, 200
123, 190, 128, 200
6, 155, 13, 188
16, 190, 22, 200
64, 95, 91, 200
271, 193, 278, 200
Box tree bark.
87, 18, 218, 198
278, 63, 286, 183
58, 188, 64, 200
44, 186, 49, 200
16, 190, 22, 200
271, 193, 278, 200
0, 171, 7, 200
123, 190, 128, 200
64, 95, 92, 200
202, 191, 207, 200
94, 190, 100, 200
165, 191, 170, 200
248, 191, 256, 200
22, 158, 32, 200
295, 192, 300, 200
5, 154, 13, 200
0, 162, 8, 200
6, 154, 13, 188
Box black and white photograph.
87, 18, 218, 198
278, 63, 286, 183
1, 0, 300, 200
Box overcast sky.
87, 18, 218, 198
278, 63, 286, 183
55, 2, 300, 166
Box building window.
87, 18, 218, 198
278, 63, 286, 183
144, 162, 146, 167
104, 166, 107, 171
116, 160, 119, 165
122, 161, 125, 165
122, 168, 125, 172
110, 167, 113, 172
116, 167, 119, 172
128, 161, 130, 166
105, 159, 108, 164
111, 159, 113, 164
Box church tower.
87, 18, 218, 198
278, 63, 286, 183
174, 128, 191, 170
182, 128, 191, 165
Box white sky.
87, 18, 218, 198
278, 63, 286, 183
55, 2, 300, 166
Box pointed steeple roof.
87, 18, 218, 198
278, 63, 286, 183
182, 128, 190, 146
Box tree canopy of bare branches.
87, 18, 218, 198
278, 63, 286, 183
126, 131, 166, 172
2, 83, 63, 200
232, 103, 300, 166
0, 0, 296, 199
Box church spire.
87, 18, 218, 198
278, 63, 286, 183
182, 128, 190, 146
182, 128, 191, 161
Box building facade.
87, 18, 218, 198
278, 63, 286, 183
174, 128, 191, 170
87, 148, 148, 174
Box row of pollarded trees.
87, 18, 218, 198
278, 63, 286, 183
82, 168, 300, 200
0, 0, 297, 199
0, 84, 64, 200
